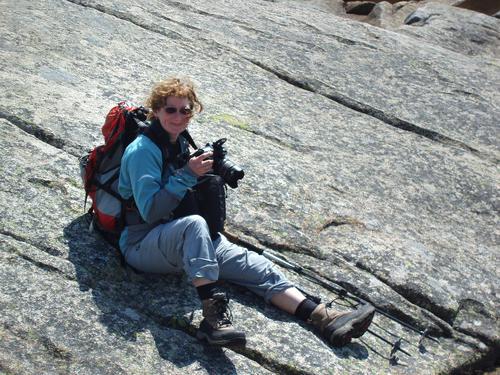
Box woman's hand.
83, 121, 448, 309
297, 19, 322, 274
188, 152, 214, 176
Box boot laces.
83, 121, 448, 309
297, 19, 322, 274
323, 300, 349, 323
212, 294, 233, 328
325, 300, 337, 318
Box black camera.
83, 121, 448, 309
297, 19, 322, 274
191, 138, 244, 188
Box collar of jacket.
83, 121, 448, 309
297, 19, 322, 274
148, 119, 189, 148
148, 118, 172, 148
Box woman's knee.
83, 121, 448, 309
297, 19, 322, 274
218, 246, 272, 282
183, 214, 208, 230
172, 214, 210, 238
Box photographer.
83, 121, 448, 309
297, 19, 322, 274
118, 77, 375, 347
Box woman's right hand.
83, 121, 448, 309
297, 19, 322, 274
188, 152, 214, 176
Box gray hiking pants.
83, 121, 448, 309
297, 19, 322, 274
124, 215, 294, 302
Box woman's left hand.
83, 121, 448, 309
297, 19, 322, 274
188, 152, 213, 176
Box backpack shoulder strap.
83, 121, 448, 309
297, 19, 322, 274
142, 122, 169, 172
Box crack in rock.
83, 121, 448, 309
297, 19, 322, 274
247, 60, 482, 156
15, 252, 76, 283
0, 111, 66, 150
126, 301, 302, 374
455, 325, 498, 349
155, 0, 247, 23
231, 346, 314, 375
320, 215, 366, 231
455, 299, 494, 320
66, 0, 192, 44
283, 16, 379, 50
258, 239, 323, 259
39, 335, 73, 362
2, 321, 73, 363
0, 234, 76, 283
404, 11, 441, 26
0, 111, 84, 157
27, 177, 69, 194
0, 229, 64, 257
453, 299, 498, 348
354, 260, 459, 328
155, 13, 202, 31
448, 339, 500, 375
227, 126, 299, 150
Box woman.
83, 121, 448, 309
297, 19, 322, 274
118, 77, 375, 346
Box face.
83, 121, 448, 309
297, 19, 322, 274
154, 96, 193, 142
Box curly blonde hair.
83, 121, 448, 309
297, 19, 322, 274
145, 77, 203, 119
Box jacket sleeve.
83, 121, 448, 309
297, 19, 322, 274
120, 138, 198, 224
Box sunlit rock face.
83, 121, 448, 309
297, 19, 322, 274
0, 0, 498, 373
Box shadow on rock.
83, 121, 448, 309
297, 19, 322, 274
64, 214, 237, 374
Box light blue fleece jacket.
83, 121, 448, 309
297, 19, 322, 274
118, 133, 197, 252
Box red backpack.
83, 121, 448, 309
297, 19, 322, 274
79, 101, 151, 246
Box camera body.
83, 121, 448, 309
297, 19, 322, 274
191, 138, 244, 188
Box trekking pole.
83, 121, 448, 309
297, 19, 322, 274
232, 236, 440, 345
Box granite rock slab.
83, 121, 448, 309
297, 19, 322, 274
0, 0, 498, 373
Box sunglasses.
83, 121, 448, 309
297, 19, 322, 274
164, 106, 193, 116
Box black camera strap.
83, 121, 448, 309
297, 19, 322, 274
181, 129, 198, 150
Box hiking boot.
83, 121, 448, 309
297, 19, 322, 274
196, 292, 246, 346
310, 303, 375, 347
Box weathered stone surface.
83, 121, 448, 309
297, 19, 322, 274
360, 1, 427, 29
341, 0, 500, 59
1, 0, 498, 373
400, 3, 500, 58
278, 0, 346, 15
0, 236, 271, 375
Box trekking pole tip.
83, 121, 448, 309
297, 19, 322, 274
419, 327, 439, 347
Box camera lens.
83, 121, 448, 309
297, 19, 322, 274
218, 158, 245, 188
